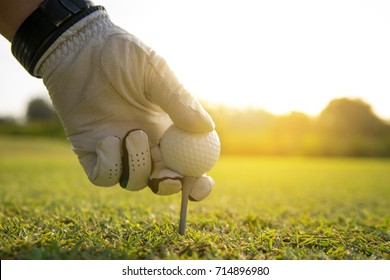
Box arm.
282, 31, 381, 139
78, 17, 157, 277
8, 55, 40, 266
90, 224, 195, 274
0, 0, 43, 42
0, 0, 216, 202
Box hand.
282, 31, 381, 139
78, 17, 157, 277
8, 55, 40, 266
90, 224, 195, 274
35, 10, 215, 197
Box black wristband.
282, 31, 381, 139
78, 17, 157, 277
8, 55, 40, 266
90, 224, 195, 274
11, 0, 104, 78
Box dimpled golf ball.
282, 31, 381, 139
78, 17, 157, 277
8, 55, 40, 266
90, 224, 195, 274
160, 125, 221, 177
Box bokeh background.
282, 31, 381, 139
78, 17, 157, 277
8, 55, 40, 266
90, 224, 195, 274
1, 0, 390, 157
0, 0, 389, 260
1, 0, 390, 121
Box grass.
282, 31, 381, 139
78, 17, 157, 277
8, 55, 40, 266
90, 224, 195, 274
0, 136, 389, 259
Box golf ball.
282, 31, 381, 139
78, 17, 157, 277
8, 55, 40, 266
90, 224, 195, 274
160, 125, 220, 177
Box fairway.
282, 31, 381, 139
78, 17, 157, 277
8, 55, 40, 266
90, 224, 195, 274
0, 136, 389, 259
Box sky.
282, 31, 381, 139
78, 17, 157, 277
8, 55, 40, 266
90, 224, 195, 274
1, 0, 390, 120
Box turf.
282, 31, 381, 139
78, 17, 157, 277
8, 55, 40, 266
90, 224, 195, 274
0, 136, 389, 259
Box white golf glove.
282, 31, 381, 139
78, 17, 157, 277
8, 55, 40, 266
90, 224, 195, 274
33, 10, 215, 199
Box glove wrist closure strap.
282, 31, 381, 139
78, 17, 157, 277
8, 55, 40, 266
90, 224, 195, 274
11, 0, 104, 77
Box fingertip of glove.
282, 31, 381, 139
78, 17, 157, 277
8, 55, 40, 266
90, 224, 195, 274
189, 176, 214, 201
148, 177, 182, 195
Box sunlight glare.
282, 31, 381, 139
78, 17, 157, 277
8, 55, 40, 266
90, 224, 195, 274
1, 0, 390, 119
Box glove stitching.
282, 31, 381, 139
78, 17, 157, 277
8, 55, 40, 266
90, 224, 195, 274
97, 34, 133, 109
37, 11, 112, 77
98, 34, 162, 115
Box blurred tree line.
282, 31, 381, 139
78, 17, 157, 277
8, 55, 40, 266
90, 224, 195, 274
1, 97, 390, 157
0, 97, 65, 138
206, 98, 390, 157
